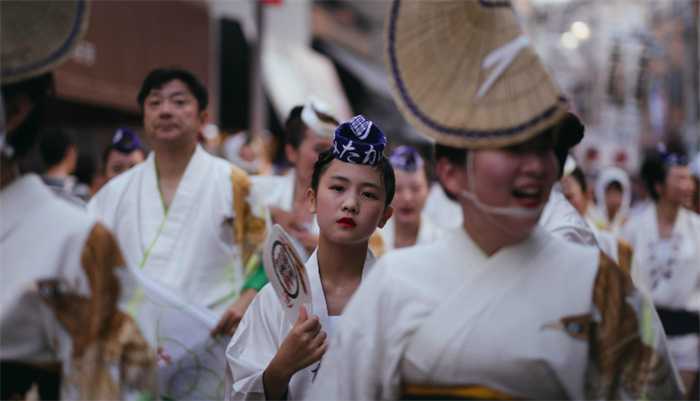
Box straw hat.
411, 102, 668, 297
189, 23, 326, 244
385, 0, 569, 149
1, 0, 90, 85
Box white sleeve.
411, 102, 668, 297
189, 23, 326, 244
306, 261, 419, 401
226, 285, 286, 401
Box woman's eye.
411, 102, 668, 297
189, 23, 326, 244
363, 192, 379, 200
330, 185, 344, 192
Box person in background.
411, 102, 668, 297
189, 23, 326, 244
251, 100, 337, 259
102, 127, 146, 183
379, 145, 442, 251
589, 166, 631, 236
561, 160, 633, 268
1, 1, 154, 399
38, 128, 85, 206
88, 68, 268, 338
622, 146, 700, 397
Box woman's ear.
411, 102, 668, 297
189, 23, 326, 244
377, 205, 393, 228
306, 187, 317, 214
435, 157, 465, 199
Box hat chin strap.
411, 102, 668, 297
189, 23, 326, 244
459, 153, 544, 219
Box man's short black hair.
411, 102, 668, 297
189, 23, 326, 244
39, 128, 74, 168
137, 68, 208, 111
310, 149, 395, 208
641, 143, 688, 201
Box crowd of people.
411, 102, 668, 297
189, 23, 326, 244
2, 1, 699, 400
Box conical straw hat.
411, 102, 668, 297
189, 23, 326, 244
385, 0, 568, 149
1, 0, 90, 85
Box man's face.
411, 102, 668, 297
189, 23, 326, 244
105, 149, 145, 180
660, 165, 694, 206
142, 79, 206, 148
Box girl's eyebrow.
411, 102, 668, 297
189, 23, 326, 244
329, 175, 381, 190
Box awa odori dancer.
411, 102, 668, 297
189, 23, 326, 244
307, 1, 682, 399
226, 115, 395, 400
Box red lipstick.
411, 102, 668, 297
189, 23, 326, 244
336, 217, 356, 228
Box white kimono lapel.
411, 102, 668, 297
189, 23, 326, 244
306, 249, 376, 327
404, 227, 548, 375
137, 146, 211, 271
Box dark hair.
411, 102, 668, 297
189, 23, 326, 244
605, 180, 623, 193
75, 152, 97, 186
569, 166, 587, 193
137, 68, 208, 111
285, 106, 305, 149
39, 128, 74, 168
284, 105, 338, 150
1, 73, 54, 158
641, 144, 688, 201
310, 149, 395, 207
433, 144, 468, 201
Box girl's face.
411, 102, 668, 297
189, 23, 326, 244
308, 160, 392, 245
392, 168, 429, 226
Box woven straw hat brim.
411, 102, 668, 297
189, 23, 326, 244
385, 0, 568, 149
1, 0, 90, 85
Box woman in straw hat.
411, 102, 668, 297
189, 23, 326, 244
306, 1, 682, 400
1, 2, 154, 399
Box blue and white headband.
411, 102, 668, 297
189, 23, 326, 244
389, 145, 423, 172
657, 143, 688, 167
332, 115, 387, 166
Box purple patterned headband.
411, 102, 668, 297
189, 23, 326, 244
389, 145, 424, 172
332, 115, 387, 166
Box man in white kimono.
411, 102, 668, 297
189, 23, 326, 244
251, 100, 337, 259
623, 148, 700, 394
307, 1, 682, 399
1, 2, 154, 399
88, 68, 267, 337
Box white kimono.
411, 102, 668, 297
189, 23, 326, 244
226, 250, 375, 401
307, 227, 682, 400
539, 188, 598, 247
1, 175, 153, 400
377, 214, 444, 252
623, 205, 700, 370
88, 145, 262, 313
423, 184, 463, 230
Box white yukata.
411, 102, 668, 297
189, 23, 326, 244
423, 184, 463, 230
1, 175, 153, 400
539, 187, 597, 247
377, 214, 444, 252
251, 169, 319, 260
623, 205, 700, 371
88, 145, 264, 314
307, 227, 682, 400
227, 250, 375, 401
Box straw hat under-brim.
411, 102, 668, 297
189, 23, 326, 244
385, 0, 569, 150
1, 0, 90, 85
